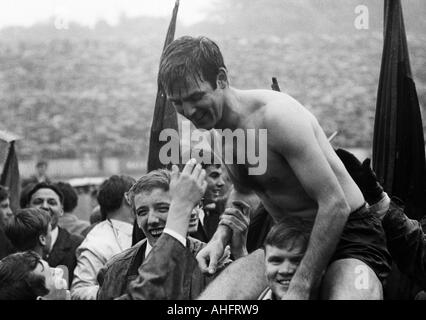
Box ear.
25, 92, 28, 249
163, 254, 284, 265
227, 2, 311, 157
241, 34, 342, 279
216, 68, 229, 89
59, 206, 64, 217
39, 234, 47, 246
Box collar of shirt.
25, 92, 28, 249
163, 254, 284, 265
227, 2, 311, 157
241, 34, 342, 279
258, 287, 274, 300
50, 226, 59, 252
145, 241, 152, 258
107, 219, 133, 250
143, 228, 187, 259
198, 208, 205, 227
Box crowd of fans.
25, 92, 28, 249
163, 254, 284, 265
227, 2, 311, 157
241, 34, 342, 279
0, 31, 424, 160
0, 148, 425, 300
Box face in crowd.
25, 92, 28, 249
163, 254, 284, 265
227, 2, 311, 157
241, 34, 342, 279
29, 188, 63, 229
168, 75, 226, 131
264, 238, 305, 299
203, 164, 226, 205
0, 197, 13, 227
133, 187, 200, 247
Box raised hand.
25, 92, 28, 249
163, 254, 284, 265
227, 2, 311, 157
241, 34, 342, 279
166, 159, 207, 239
169, 159, 207, 208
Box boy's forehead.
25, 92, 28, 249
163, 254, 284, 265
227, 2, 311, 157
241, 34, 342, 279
206, 165, 222, 173
265, 242, 305, 256
134, 188, 171, 206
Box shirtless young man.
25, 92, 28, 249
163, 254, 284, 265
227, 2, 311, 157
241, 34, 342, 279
158, 36, 391, 299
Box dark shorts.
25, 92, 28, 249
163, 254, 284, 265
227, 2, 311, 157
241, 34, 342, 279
330, 203, 392, 283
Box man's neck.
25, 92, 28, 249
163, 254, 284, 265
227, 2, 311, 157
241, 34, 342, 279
215, 87, 246, 130
107, 209, 132, 225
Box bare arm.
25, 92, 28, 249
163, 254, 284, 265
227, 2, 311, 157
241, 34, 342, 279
268, 104, 351, 298
213, 186, 256, 247
196, 186, 255, 274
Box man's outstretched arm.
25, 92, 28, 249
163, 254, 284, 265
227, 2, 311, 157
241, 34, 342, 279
196, 185, 256, 274
268, 104, 351, 299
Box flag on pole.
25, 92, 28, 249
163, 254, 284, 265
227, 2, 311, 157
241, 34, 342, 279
133, 0, 180, 245
372, 0, 426, 220
0, 140, 21, 212
147, 0, 180, 173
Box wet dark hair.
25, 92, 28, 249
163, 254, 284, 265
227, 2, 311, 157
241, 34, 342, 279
5, 208, 51, 251
158, 36, 226, 95
55, 182, 78, 213
97, 175, 136, 220
0, 251, 49, 300
264, 216, 313, 253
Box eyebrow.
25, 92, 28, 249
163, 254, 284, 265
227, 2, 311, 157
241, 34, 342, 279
154, 202, 170, 207
136, 202, 170, 210
32, 197, 58, 202
170, 91, 205, 103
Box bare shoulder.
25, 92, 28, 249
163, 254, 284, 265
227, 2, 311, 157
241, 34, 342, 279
261, 93, 318, 150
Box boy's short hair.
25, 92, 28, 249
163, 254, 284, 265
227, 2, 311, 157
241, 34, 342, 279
126, 170, 171, 213
97, 175, 136, 220
158, 36, 226, 95
0, 251, 49, 300
264, 216, 313, 253
5, 208, 51, 251
55, 182, 78, 213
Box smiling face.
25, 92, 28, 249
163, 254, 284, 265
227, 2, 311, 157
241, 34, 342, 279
265, 239, 305, 299
29, 188, 63, 229
134, 187, 200, 246
134, 188, 170, 247
167, 76, 224, 130
203, 165, 226, 205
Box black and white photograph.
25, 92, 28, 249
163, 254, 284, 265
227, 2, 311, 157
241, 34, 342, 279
0, 0, 426, 307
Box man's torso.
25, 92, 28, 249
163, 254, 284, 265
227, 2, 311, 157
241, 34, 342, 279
220, 89, 364, 221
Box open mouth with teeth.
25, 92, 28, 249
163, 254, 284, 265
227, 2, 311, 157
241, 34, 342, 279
149, 228, 164, 239
276, 277, 293, 288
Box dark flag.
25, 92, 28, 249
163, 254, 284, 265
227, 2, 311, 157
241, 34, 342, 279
0, 140, 21, 212
146, 0, 180, 173
372, 0, 426, 220
133, 0, 180, 245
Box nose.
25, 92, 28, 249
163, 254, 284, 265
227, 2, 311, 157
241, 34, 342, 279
278, 260, 295, 275
216, 177, 225, 188
40, 200, 49, 210
147, 210, 160, 226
